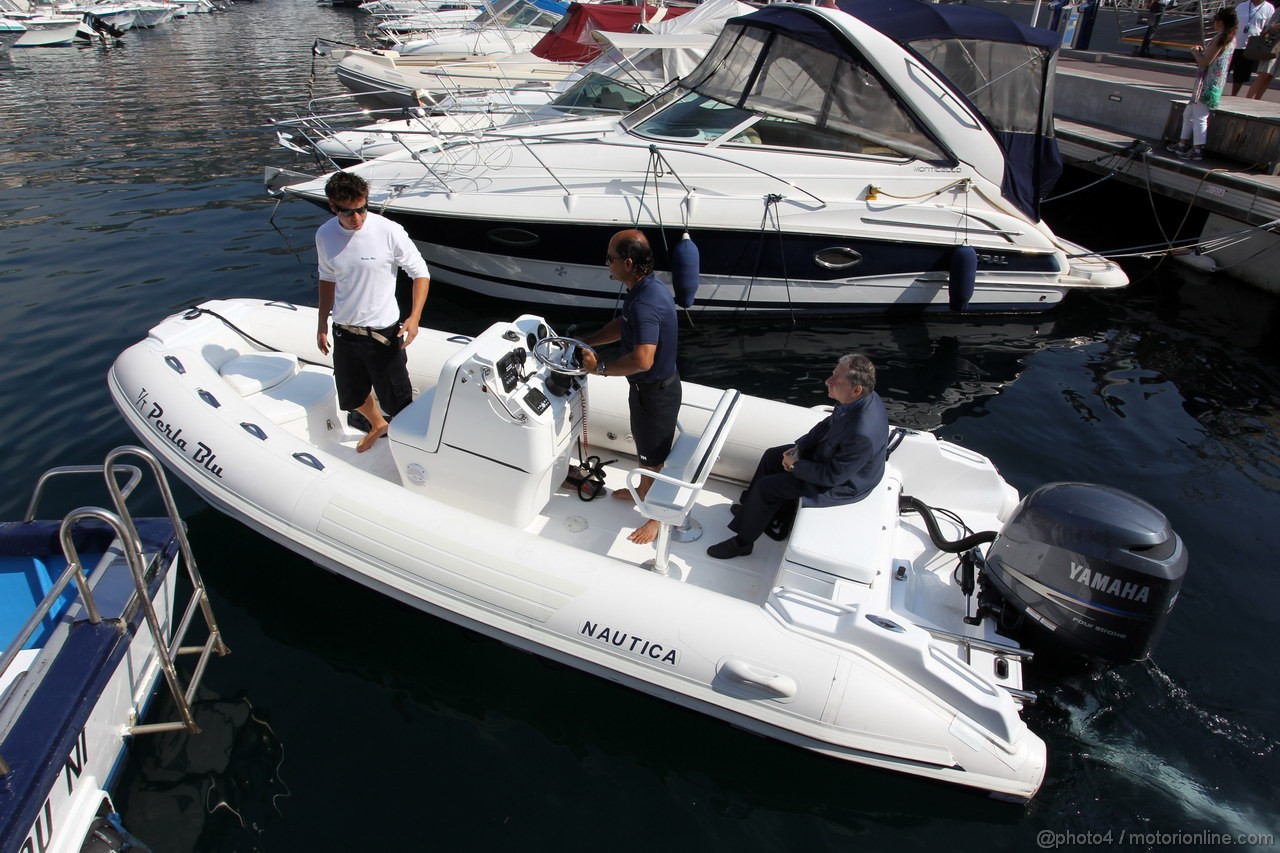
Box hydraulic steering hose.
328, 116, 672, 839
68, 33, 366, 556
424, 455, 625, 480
899, 495, 997, 553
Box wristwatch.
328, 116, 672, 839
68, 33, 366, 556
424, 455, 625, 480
596, 362, 607, 377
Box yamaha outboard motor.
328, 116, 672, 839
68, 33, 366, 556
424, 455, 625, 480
982, 482, 1187, 663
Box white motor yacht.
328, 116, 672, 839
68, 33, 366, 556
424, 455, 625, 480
285, 3, 1127, 316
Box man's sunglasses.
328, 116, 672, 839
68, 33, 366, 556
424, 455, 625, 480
334, 204, 368, 218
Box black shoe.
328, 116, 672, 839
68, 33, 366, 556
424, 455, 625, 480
707, 536, 753, 560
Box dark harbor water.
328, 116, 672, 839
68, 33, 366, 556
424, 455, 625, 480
2, 5, 1278, 850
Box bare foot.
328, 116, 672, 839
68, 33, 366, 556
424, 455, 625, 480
612, 488, 635, 503
627, 519, 660, 545
356, 422, 388, 453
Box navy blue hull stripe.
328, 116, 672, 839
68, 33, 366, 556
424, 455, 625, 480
383, 211, 1059, 280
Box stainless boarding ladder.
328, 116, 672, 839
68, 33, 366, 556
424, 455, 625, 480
0, 446, 229, 776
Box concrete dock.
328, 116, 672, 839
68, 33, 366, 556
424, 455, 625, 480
964, 0, 1280, 289
1049, 49, 1280, 290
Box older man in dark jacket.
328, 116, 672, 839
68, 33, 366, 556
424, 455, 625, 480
707, 354, 889, 559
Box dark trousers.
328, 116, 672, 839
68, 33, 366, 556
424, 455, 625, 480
333, 324, 412, 417
1231, 48, 1257, 87
730, 444, 807, 544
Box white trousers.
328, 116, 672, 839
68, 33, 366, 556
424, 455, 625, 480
1180, 102, 1211, 146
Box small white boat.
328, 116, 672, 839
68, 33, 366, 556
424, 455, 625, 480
0, 448, 228, 853
282, 28, 722, 166
3, 9, 82, 46
331, 0, 657, 109
334, 48, 583, 109
109, 299, 1188, 800
359, 0, 482, 16
383, 0, 563, 57
368, 0, 489, 43
130, 0, 174, 27
0, 18, 25, 49
85, 4, 136, 30
173, 0, 213, 15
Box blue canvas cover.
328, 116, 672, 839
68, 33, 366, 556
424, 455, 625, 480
837, 0, 1063, 221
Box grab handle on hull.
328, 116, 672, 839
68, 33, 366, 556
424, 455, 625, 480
719, 658, 798, 699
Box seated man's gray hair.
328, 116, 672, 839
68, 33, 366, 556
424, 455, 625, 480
839, 354, 876, 392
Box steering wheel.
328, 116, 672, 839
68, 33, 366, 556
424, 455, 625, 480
532, 336, 597, 377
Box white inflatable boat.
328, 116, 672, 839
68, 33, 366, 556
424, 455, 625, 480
108, 299, 1188, 801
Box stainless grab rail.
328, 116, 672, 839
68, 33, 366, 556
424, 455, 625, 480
103, 446, 231, 735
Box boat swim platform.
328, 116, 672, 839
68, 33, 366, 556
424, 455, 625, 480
1052, 50, 1280, 292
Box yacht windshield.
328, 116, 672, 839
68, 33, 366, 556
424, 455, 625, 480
910, 38, 1052, 136
627, 19, 946, 160
474, 0, 561, 30
551, 73, 651, 113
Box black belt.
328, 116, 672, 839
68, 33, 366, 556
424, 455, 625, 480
632, 373, 679, 390
335, 323, 396, 346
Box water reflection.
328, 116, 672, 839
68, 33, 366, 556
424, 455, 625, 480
114, 690, 290, 852
676, 315, 1059, 430
1, 2, 1279, 849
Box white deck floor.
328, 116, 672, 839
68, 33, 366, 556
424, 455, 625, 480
327, 422, 786, 604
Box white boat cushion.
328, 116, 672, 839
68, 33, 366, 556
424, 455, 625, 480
250, 366, 337, 425
783, 469, 901, 585
220, 352, 300, 396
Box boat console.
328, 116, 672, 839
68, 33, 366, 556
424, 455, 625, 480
389, 316, 583, 528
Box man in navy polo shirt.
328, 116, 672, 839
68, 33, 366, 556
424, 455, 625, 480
580, 229, 680, 546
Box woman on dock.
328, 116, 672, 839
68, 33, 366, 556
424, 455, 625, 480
1168, 7, 1239, 161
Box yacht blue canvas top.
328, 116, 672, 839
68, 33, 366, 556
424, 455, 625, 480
836, 0, 1064, 221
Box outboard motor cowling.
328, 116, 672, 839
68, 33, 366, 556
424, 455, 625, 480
983, 482, 1187, 663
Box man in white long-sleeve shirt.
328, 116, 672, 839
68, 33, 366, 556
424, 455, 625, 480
316, 171, 430, 452
1232, 0, 1275, 94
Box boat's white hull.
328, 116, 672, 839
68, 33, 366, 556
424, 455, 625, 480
334, 48, 577, 108
293, 3, 1127, 316
285, 113, 1126, 315
394, 27, 544, 58
9, 18, 81, 46
0, 24, 23, 50
109, 299, 1047, 799
132, 6, 175, 27
373, 8, 484, 37
421, 242, 1073, 313
3, 546, 178, 853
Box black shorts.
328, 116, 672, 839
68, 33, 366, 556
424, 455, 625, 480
1232, 48, 1256, 85
628, 375, 681, 468
333, 323, 412, 417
